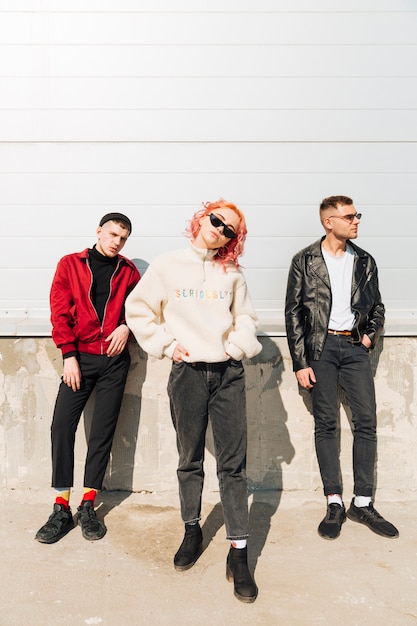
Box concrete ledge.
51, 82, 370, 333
0, 313, 52, 336
1, 315, 417, 337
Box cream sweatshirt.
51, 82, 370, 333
125, 241, 262, 362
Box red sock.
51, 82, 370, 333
81, 488, 98, 505
55, 488, 70, 510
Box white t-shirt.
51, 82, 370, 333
322, 244, 355, 331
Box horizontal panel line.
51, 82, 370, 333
3, 108, 417, 112
1, 43, 416, 47
3, 76, 417, 81
2, 75, 417, 79
3, 170, 402, 174
1, 139, 415, 144
2, 140, 417, 145
1, 11, 417, 14
0, 204, 415, 208
1, 266, 416, 271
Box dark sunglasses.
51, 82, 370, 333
328, 213, 362, 224
209, 213, 237, 239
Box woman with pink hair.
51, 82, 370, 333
126, 199, 262, 603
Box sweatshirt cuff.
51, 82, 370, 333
225, 343, 244, 361
163, 340, 178, 360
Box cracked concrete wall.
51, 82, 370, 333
0, 336, 415, 496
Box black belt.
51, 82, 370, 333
328, 329, 352, 336
190, 361, 230, 370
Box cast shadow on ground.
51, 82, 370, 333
202, 336, 295, 573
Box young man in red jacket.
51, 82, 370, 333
35, 213, 140, 544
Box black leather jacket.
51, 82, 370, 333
285, 238, 385, 372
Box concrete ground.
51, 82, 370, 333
0, 488, 416, 626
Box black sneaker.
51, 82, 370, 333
347, 499, 399, 538
35, 503, 74, 544
318, 503, 346, 539
77, 500, 107, 541
174, 523, 203, 571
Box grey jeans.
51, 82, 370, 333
167, 359, 249, 540
310, 334, 377, 498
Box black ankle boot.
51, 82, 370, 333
174, 523, 203, 571
226, 546, 258, 603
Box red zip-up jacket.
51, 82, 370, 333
50, 248, 140, 357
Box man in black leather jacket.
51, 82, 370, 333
285, 196, 398, 540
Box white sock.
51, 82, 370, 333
231, 539, 247, 549
327, 494, 343, 506
354, 495, 372, 508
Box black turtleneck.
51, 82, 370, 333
89, 246, 119, 323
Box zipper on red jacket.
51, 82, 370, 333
86, 256, 121, 355
100, 258, 122, 354
85, 258, 104, 353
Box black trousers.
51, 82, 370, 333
51, 350, 130, 489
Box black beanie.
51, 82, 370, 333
99, 212, 132, 234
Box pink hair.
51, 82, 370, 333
185, 199, 247, 269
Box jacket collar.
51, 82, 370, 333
306, 237, 368, 259
77, 247, 134, 268
304, 237, 368, 289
